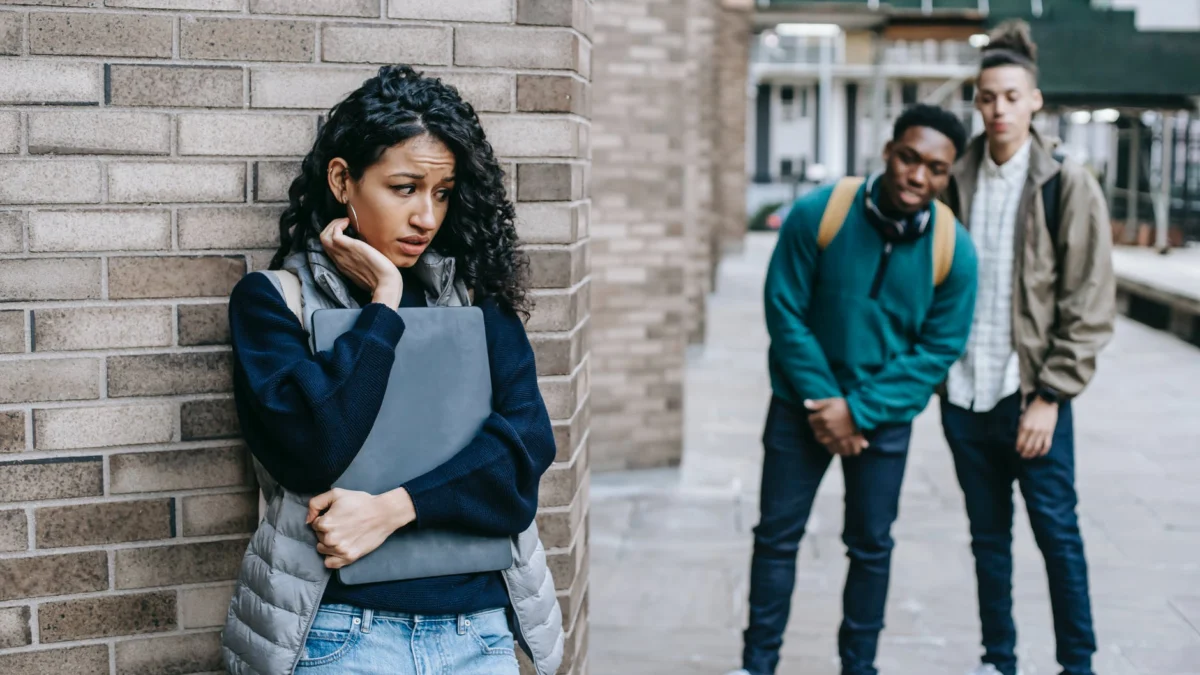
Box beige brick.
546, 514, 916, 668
0, 456, 104, 503
0, 645, 108, 675
483, 116, 581, 158
456, 26, 579, 71
29, 210, 171, 252
181, 398, 239, 440
429, 71, 513, 113
180, 584, 235, 628
0, 212, 22, 252
517, 75, 589, 115
109, 256, 246, 299
536, 481, 585, 549
108, 353, 233, 397
551, 399, 587, 461
178, 303, 230, 346
0, 551, 107, 601
0, 12, 22, 56
180, 491, 257, 536
108, 0, 240, 8
0, 160, 102, 205
252, 0, 377, 16
181, 17, 315, 62
35, 499, 172, 548
539, 364, 586, 419
0, 358, 99, 404
115, 632, 222, 675
5, 0, 101, 5
538, 447, 585, 507
527, 242, 587, 289
517, 0, 580, 26
527, 281, 588, 333
179, 113, 316, 156
0, 411, 25, 452
39, 592, 175, 643
321, 25, 450, 65
0, 310, 23, 353
518, 163, 585, 202
115, 538, 247, 589
108, 162, 247, 204
0, 605, 31, 649
30, 12, 172, 58
254, 161, 300, 201
0, 111, 18, 154
109, 445, 249, 494
0, 60, 100, 104
179, 206, 282, 250
107, 65, 244, 108
34, 404, 175, 451
388, 0, 511, 22
251, 67, 372, 109
29, 111, 170, 156
0, 509, 28, 552
530, 322, 586, 376
0, 258, 102, 301
33, 306, 173, 351
516, 202, 582, 244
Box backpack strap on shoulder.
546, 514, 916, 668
931, 199, 957, 287
818, 177, 865, 249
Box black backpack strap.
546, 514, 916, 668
1042, 150, 1066, 246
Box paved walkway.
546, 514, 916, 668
590, 233, 1200, 675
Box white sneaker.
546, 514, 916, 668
723, 671, 751, 675
967, 665, 1023, 675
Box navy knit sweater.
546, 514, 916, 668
228, 270, 555, 615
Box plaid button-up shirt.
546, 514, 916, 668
946, 139, 1032, 412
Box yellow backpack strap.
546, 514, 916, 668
265, 269, 304, 328
817, 177, 865, 249
931, 199, 956, 286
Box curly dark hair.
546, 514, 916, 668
893, 103, 968, 159
270, 65, 529, 316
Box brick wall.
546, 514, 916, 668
0, 1, 591, 673
589, 0, 731, 470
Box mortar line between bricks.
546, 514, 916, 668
0, 626, 227, 658
0, 532, 250, 562
108, 638, 117, 675
24, 506, 34, 551
0, 298, 231, 312
0, 487, 254, 514
22, 405, 32, 452
0, 344, 230, 362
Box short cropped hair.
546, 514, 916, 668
892, 103, 968, 159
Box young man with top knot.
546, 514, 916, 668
940, 19, 1116, 675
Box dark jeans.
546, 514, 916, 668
941, 393, 1096, 675
743, 397, 911, 675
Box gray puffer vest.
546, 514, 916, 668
220, 241, 564, 675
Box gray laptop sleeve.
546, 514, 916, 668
311, 307, 514, 585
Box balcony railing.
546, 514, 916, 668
752, 34, 979, 67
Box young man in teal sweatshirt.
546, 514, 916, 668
732, 105, 978, 675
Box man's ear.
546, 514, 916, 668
1031, 87, 1044, 114
882, 140, 894, 163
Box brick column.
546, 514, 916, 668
716, 0, 752, 252
0, 1, 590, 673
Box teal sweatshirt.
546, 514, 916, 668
764, 182, 978, 431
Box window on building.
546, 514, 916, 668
799, 87, 808, 117
781, 159, 794, 177
901, 82, 919, 106
962, 83, 975, 103
781, 86, 796, 121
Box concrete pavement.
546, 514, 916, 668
589, 232, 1200, 675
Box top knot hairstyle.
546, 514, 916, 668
980, 19, 1039, 79
270, 65, 530, 316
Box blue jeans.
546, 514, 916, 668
941, 393, 1096, 675
743, 397, 911, 675
296, 603, 519, 674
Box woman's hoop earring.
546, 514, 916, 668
347, 203, 360, 228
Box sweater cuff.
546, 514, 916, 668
844, 392, 874, 433
357, 302, 406, 349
